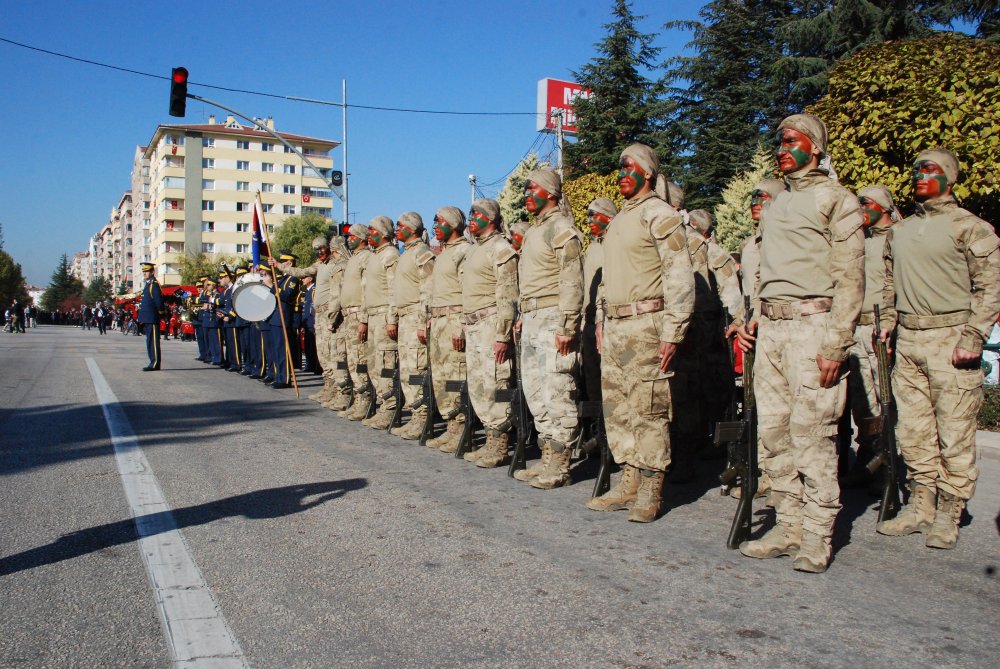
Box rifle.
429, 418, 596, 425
334, 359, 354, 408
497, 308, 534, 476
415, 306, 438, 446
446, 379, 480, 458
381, 365, 404, 431
578, 400, 611, 497
862, 305, 901, 524
355, 363, 377, 419
715, 295, 759, 549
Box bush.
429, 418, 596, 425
978, 386, 1000, 431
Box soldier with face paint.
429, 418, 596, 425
508, 221, 529, 253
360, 216, 401, 429
582, 198, 617, 409
511, 168, 584, 489
459, 198, 519, 467
389, 212, 436, 439
338, 224, 374, 420
877, 148, 1000, 550
740, 179, 784, 300
587, 144, 694, 521
735, 113, 865, 573
426, 207, 472, 452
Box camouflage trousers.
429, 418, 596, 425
397, 308, 427, 408
893, 324, 982, 500
430, 311, 466, 420
755, 312, 845, 536
465, 316, 512, 430
601, 312, 672, 472
521, 307, 579, 446
343, 310, 370, 392
367, 309, 398, 408
316, 310, 349, 388
846, 322, 881, 434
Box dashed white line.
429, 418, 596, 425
87, 358, 249, 669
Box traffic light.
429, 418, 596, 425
331, 170, 344, 187
169, 67, 188, 118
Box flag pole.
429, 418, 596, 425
256, 192, 300, 399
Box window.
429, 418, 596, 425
236, 181, 250, 191
283, 205, 296, 214
283, 184, 296, 194
262, 204, 274, 213
236, 223, 249, 232
202, 179, 215, 190
237, 160, 250, 170
236, 243, 249, 253
261, 142, 274, 152
202, 158, 215, 169
261, 183, 274, 193
202, 243, 215, 253
202, 200, 214, 211
284, 145, 295, 153
202, 222, 215, 232
237, 140, 250, 150
202, 138, 215, 148
236, 202, 249, 212
282, 164, 296, 175
262, 162, 274, 173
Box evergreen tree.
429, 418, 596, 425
660, 0, 795, 211
497, 153, 548, 230
40, 253, 84, 312
565, 0, 663, 175
713, 145, 779, 253
83, 275, 114, 306
0, 249, 29, 309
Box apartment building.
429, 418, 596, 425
70, 251, 92, 288
129, 145, 151, 291
142, 115, 338, 285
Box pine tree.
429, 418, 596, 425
713, 145, 779, 253
497, 153, 548, 230
660, 0, 795, 211
565, 0, 663, 175
40, 253, 84, 311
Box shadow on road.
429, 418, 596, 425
0, 479, 367, 576
0, 400, 313, 476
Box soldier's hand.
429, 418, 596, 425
658, 341, 677, 372
357, 322, 368, 342
952, 346, 980, 369
736, 320, 757, 352
816, 354, 843, 388
387, 324, 398, 340
595, 321, 603, 354
555, 334, 574, 356
724, 323, 738, 339
267, 257, 277, 267
452, 335, 466, 352
493, 341, 509, 364
417, 329, 427, 345
514, 318, 523, 335
878, 327, 894, 355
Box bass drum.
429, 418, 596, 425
235, 271, 263, 288
232, 282, 275, 322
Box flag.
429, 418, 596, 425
251, 200, 268, 268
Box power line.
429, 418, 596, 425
0, 36, 539, 117
479, 132, 547, 188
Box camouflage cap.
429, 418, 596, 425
368, 215, 394, 238
329, 234, 347, 251
435, 206, 466, 233
619, 143, 659, 176
916, 148, 960, 185
858, 185, 896, 212
348, 223, 369, 238
587, 197, 618, 218
754, 178, 785, 199
667, 182, 685, 210
778, 113, 828, 155
526, 168, 561, 198
398, 211, 424, 232
311, 235, 328, 249
688, 209, 713, 235
471, 198, 501, 225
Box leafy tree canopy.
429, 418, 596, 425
497, 153, 548, 231
269, 212, 335, 267
179, 252, 240, 286
563, 172, 624, 245
809, 33, 1000, 223
0, 249, 29, 309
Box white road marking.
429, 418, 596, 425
87, 358, 250, 669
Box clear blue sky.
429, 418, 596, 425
0, 0, 702, 285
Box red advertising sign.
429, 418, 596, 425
536, 78, 591, 134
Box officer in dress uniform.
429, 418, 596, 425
193, 277, 208, 362
138, 262, 164, 371
267, 251, 301, 390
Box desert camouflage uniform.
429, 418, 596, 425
323, 248, 351, 397
751, 166, 865, 544
281, 252, 341, 397
362, 242, 400, 422
391, 236, 435, 437
339, 247, 372, 416
600, 192, 693, 473
881, 195, 1000, 504
517, 207, 584, 455
427, 236, 470, 448
739, 233, 760, 300
582, 234, 604, 404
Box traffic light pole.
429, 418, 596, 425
186, 94, 345, 206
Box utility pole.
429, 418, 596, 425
342, 80, 349, 237
468, 174, 477, 205
554, 109, 565, 180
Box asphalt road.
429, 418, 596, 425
1, 326, 997, 668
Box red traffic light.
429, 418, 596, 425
172, 67, 188, 84
169, 67, 188, 118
